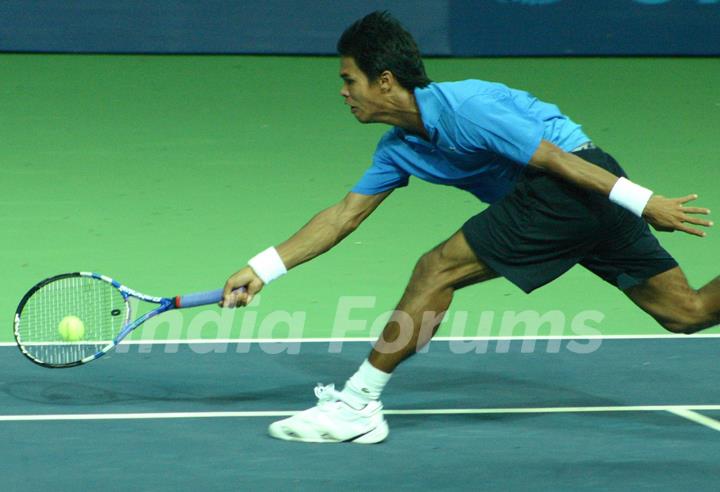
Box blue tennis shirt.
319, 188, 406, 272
352, 80, 590, 203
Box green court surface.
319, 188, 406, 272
2, 55, 719, 342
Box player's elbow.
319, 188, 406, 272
528, 140, 566, 174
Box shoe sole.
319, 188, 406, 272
268, 419, 389, 444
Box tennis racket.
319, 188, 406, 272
13, 272, 234, 368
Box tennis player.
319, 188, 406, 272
221, 11, 719, 443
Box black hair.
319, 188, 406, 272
337, 11, 431, 91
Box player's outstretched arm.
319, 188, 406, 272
529, 140, 713, 237
221, 191, 391, 307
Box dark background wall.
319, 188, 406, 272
1, 0, 719, 56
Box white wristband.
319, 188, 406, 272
609, 177, 653, 217
248, 247, 287, 284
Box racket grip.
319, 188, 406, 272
176, 289, 224, 308
175, 287, 246, 308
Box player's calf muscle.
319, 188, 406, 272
662, 297, 706, 334
655, 292, 719, 334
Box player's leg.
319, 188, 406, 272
267, 171, 595, 444
565, 147, 720, 334
369, 229, 498, 373
624, 267, 720, 334
581, 228, 720, 334
268, 149, 607, 444
267, 229, 498, 443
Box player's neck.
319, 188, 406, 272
380, 90, 428, 140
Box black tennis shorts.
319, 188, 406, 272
461, 146, 678, 293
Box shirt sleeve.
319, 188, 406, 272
351, 137, 410, 195
456, 92, 544, 165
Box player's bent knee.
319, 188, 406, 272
410, 250, 442, 283
410, 248, 456, 289
409, 235, 488, 292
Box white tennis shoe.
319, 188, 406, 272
268, 384, 389, 444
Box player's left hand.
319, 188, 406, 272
643, 194, 713, 237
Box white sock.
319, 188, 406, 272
341, 359, 392, 407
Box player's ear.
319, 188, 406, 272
378, 70, 394, 93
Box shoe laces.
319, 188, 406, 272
314, 383, 353, 407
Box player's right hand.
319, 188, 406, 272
220, 266, 265, 308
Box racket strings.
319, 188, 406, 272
17, 276, 127, 365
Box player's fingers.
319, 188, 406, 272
681, 207, 711, 215
245, 279, 264, 306
676, 194, 700, 204
221, 279, 240, 308
677, 224, 707, 238
220, 288, 230, 308
682, 215, 714, 228
228, 286, 248, 307
220, 291, 235, 308
231, 289, 246, 307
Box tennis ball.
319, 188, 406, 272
58, 315, 85, 341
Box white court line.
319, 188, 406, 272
666, 408, 720, 432
3, 405, 720, 422
2, 334, 720, 347
0, 411, 296, 422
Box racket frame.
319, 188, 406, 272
14, 272, 189, 368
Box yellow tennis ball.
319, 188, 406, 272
58, 315, 85, 341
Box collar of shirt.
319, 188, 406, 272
393, 84, 443, 151
414, 84, 442, 138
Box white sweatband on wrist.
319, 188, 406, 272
248, 247, 287, 284
609, 177, 654, 217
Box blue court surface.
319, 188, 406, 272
3, 336, 720, 491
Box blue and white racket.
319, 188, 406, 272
13, 272, 232, 368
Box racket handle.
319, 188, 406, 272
176, 289, 223, 308
175, 287, 246, 308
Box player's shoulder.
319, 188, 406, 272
422, 80, 512, 109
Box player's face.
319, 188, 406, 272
339, 56, 385, 123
